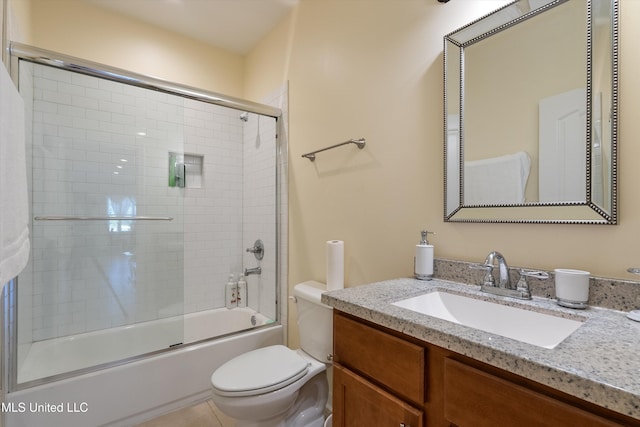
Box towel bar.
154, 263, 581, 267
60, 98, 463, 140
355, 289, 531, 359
301, 138, 366, 162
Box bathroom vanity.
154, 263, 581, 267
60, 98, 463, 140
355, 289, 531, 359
323, 278, 640, 427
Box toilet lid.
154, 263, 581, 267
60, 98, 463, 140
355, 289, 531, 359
211, 345, 310, 397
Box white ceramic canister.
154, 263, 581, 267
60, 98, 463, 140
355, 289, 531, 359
554, 269, 590, 309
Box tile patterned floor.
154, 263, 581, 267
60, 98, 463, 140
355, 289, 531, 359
135, 400, 235, 427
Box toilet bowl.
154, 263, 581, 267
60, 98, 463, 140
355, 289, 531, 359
211, 346, 327, 427
210, 281, 333, 427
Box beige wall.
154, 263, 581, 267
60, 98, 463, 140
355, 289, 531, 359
243, 0, 640, 346
7, 0, 640, 348
14, 0, 245, 97
6, 0, 30, 50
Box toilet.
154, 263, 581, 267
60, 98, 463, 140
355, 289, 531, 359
210, 281, 333, 427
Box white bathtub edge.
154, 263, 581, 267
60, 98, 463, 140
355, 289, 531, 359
6, 324, 283, 427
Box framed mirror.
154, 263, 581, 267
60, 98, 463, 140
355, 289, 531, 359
444, 0, 618, 224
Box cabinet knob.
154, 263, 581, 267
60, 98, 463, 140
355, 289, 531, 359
400, 424, 410, 427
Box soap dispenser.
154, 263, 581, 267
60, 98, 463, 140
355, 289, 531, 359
414, 230, 435, 280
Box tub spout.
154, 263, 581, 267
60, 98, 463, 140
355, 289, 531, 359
244, 266, 262, 276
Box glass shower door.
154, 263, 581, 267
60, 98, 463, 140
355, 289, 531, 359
15, 61, 185, 385
10, 45, 284, 389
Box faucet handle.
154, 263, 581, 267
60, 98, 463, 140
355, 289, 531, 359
470, 263, 495, 287
516, 270, 549, 299
519, 270, 549, 280
246, 239, 264, 260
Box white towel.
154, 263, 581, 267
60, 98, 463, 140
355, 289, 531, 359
0, 64, 30, 285
464, 151, 531, 205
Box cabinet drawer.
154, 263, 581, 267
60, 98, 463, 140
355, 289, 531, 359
444, 358, 622, 427
334, 313, 425, 404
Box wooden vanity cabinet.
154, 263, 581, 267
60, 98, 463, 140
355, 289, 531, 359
332, 310, 640, 427
333, 312, 426, 427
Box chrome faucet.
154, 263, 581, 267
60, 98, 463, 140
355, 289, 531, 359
244, 266, 262, 276
470, 251, 548, 300
484, 251, 511, 289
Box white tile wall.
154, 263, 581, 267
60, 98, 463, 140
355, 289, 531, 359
18, 63, 285, 344
182, 98, 244, 314
243, 112, 277, 320
25, 65, 190, 340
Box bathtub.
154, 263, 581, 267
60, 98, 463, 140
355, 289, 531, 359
6, 307, 282, 427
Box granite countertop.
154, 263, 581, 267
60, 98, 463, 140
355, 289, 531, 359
321, 278, 640, 420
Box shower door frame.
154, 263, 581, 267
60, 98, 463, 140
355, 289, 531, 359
5, 42, 285, 392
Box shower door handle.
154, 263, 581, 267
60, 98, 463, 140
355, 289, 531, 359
34, 216, 174, 221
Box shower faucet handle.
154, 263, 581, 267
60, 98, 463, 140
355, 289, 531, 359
246, 239, 264, 260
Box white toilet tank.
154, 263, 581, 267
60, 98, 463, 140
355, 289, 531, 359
293, 281, 333, 363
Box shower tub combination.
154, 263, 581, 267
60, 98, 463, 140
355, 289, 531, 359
6, 307, 282, 427
3, 43, 288, 427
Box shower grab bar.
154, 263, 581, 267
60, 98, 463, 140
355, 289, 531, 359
301, 138, 366, 162
34, 216, 174, 221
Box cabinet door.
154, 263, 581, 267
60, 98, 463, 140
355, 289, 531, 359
334, 363, 423, 427
334, 312, 425, 405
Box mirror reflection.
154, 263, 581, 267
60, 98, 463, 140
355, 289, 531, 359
444, 0, 617, 224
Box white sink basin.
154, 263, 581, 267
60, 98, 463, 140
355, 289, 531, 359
392, 291, 584, 349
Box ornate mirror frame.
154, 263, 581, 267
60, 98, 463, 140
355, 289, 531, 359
443, 0, 618, 224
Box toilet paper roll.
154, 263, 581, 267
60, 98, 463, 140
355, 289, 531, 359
326, 240, 344, 291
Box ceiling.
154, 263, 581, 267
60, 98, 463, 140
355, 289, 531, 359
87, 0, 298, 55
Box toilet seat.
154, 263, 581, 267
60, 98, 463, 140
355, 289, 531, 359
211, 345, 310, 397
